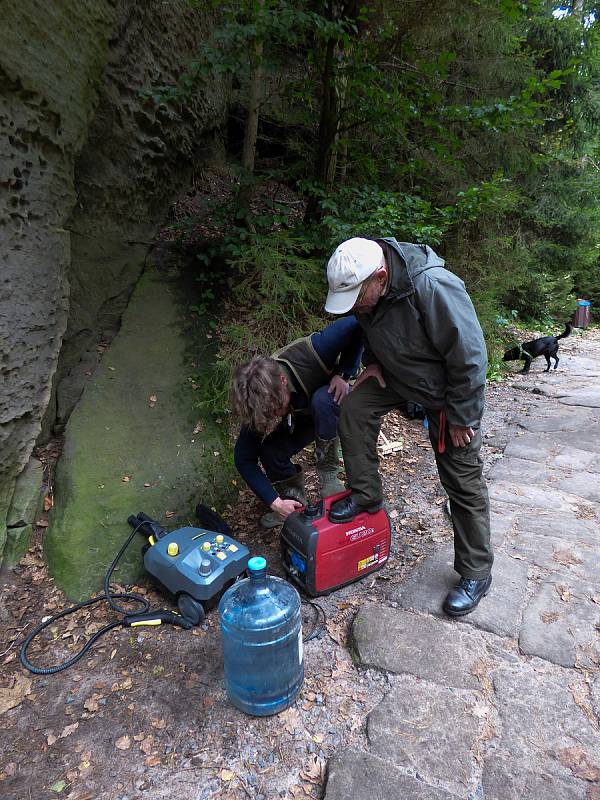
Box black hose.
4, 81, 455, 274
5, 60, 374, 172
19, 521, 149, 675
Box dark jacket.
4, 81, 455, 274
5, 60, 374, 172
234, 317, 363, 504
358, 239, 487, 427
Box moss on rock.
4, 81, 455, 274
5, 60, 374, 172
45, 267, 235, 600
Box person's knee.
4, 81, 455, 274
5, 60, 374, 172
310, 385, 336, 416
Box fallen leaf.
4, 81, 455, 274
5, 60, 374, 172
133, 733, 145, 742
46, 731, 57, 746
301, 755, 325, 784
193, 421, 204, 435
557, 746, 600, 782
541, 611, 560, 624
51, 780, 67, 793
0, 674, 31, 715
557, 584, 572, 603
110, 649, 117, 660
144, 755, 161, 767
60, 722, 79, 738
221, 769, 235, 781
84, 694, 102, 713
151, 718, 166, 729
44, 495, 53, 512
553, 549, 583, 566
281, 707, 302, 734
140, 736, 155, 755
115, 735, 131, 750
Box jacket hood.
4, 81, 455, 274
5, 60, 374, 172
377, 238, 445, 299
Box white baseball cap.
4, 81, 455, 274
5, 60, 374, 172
325, 238, 384, 314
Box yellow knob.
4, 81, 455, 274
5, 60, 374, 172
216, 534, 224, 544
202, 542, 211, 551
167, 542, 179, 557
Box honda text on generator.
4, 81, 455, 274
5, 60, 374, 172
280, 490, 391, 596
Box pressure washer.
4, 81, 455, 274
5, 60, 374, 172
19, 507, 249, 674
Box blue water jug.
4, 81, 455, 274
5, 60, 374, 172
218, 556, 304, 716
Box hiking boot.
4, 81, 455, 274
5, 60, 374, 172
443, 575, 492, 617
260, 469, 307, 529
315, 436, 345, 498
328, 494, 383, 523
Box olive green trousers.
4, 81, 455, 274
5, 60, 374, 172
339, 380, 493, 580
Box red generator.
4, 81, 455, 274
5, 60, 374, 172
280, 491, 391, 596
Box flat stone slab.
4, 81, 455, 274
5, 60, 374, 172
489, 506, 517, 545
560, 391, 600, 407
515, 405, 598, 433
519, 575, 600, 667
504, 434, 600, 469
509, 508, 599, 545
483, 664, 600, 795
488, 481, 599, 521
489, 456, 600, 504
483, 754, 589, 800
391, 546, 528, 639
352, 605, 491, 689
324, 749, 455, 800
367, 675, 487, 796
506, 529, 600, 585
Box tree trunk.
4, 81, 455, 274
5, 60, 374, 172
237, 0, 264, 223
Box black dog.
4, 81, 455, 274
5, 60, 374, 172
503, 323, 572, 373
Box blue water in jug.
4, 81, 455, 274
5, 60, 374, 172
218, 556, 304, 716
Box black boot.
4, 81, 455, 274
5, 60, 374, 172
329, 494, 383, 523
443, 575, 492, 617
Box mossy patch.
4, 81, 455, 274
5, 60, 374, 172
45, 267, 235, 600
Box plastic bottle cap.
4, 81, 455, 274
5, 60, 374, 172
167, 542, 179, 557
202, 542, 211, 551
248, 556, 267, 572
216, 534, 224, 544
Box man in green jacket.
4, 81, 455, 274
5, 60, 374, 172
325, 237, 492, 616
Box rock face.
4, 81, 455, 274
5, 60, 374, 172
0, 0, 229, 563
44, 267, 234, 599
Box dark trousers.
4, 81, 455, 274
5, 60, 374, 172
260, 386, 340, 482
339, 380, 493, 579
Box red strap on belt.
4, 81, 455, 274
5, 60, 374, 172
438, 410, 446, 454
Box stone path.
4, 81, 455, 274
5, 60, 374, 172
325, 334, 600, 800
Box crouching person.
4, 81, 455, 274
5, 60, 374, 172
231, 317, 362, 528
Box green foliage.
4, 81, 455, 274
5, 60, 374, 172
188, 227, 327, 417
168, 0, 600, 422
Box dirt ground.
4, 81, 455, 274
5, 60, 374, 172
0, 330, 582, 800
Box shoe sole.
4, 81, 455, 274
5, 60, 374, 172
443, 586, 491, 617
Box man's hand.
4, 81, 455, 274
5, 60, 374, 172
352, 363, 386, 391
270, 497, 303, 520
448, 424, 474, 448
328, 374, 350, 403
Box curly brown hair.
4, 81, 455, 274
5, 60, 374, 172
231, 357, 289, 436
